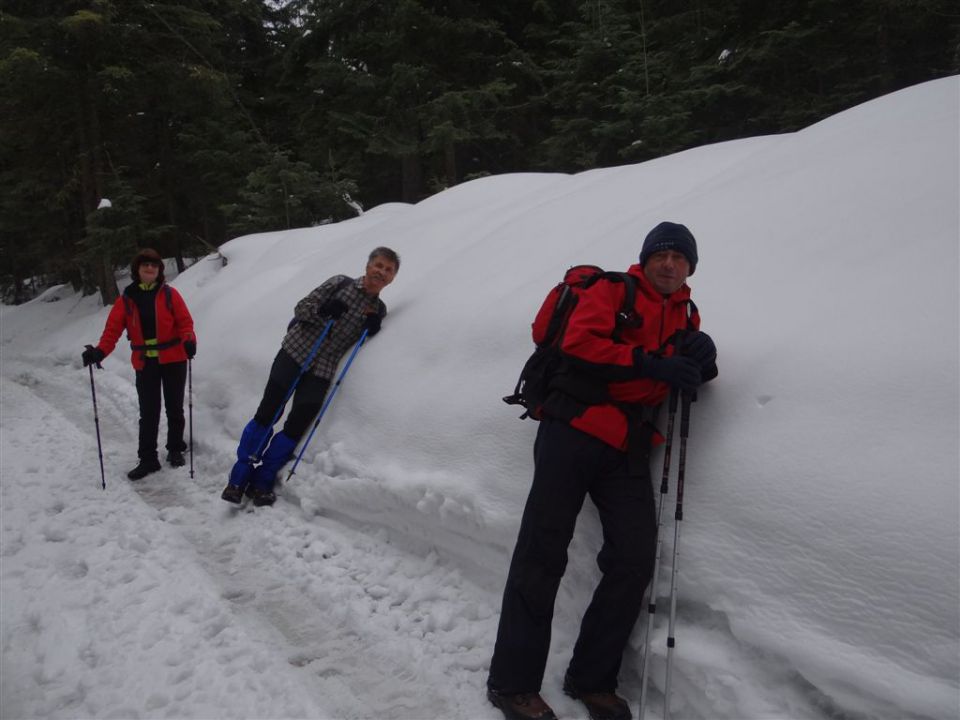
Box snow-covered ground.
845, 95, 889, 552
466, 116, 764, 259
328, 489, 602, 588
1, 76, 958, 720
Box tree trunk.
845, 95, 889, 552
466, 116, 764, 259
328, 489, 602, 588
77, 64, 118, 305
76, 65, 103, 218
400, 153, 422, 203
98, 256, 117, 306
444, 140, 457, 188
158, 112, 186, 272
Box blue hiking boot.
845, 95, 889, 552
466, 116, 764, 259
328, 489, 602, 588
248, 431, 298, 507
221, 420, 272, 503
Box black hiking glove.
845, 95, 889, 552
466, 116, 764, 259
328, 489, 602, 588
634, 349, 702, 392
682, 331, 717, 368
701, 361, 718, 383
82, 345, 105, 368
183, 339, 196, 359
362, 313, 382, 337
318, 298, 348, 320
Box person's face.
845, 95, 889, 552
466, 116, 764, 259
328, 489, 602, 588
362, 255, 398, 294
643, 250, 690, 295
138, 260, 161, 284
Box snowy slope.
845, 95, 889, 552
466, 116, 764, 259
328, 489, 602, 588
1, 76, 958, 720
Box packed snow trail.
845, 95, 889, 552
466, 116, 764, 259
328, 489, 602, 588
2, 352, 848, 720
6, 79, 958, 719
2, 355, 507, 719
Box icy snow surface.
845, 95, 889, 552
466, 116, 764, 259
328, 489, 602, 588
2, 76, 958, 720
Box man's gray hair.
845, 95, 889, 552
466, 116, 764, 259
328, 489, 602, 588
369, 246, 400, 270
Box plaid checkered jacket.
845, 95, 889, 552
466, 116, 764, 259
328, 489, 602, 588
280, 275, 386, 380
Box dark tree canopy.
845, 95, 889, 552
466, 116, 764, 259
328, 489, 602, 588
2, 0, 957, 302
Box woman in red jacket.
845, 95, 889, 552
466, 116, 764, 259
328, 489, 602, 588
82, 248, 197, 480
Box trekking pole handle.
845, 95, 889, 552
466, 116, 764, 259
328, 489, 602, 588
84, 344, 104, 370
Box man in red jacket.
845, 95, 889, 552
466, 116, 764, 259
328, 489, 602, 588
82, 248, 197, 480
487, 222, 717, 720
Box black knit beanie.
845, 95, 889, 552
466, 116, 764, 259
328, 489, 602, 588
639, 221, 698, 275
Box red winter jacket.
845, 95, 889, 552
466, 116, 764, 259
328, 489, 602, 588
96, 282, 196, 370
557, 263, 701, 450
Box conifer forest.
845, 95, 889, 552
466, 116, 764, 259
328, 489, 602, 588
2, 0, 957, 304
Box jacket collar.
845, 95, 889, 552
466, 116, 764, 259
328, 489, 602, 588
124, 280, 163, 297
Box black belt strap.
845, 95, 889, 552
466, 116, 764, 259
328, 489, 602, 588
130, 338, 181, 359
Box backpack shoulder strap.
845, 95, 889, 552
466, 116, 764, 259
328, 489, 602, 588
685, 298, 698, 330
541, 281, 575, 347
586, 271, 639, 332
616, 272, 636, 319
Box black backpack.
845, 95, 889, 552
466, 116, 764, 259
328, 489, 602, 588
503, 265, 637, 420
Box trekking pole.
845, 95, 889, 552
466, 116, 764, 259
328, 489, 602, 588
85, 347, 107, 491
286, 329, 369, 481
638, 387, 679, 720
250, 318, 335, 461
663, 391, 694, 720
188, 359, 194, 479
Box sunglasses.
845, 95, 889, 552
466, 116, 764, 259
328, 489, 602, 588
139, 260, 162, 268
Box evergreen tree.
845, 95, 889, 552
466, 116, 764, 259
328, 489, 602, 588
536, 0, 646, 171
222, 148, 358, 234
79, 179, 153, 303
1, 0, 957, 304
287, 0, 534, 203
0, 44, 71, 301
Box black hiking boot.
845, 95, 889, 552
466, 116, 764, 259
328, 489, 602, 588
487, 688, 557, 720
562, 674, 631, 720
166, 450, 185, 467
220, 484, 246, 504
248, 487, 277, 507
127, 457, 161, 480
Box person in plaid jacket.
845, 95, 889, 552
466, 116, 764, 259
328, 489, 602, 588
221, 247, 399, 506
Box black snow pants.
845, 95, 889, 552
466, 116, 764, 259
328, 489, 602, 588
253, 349, 331, 442
488, 418, 657, 694
135, 358, 187, 460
